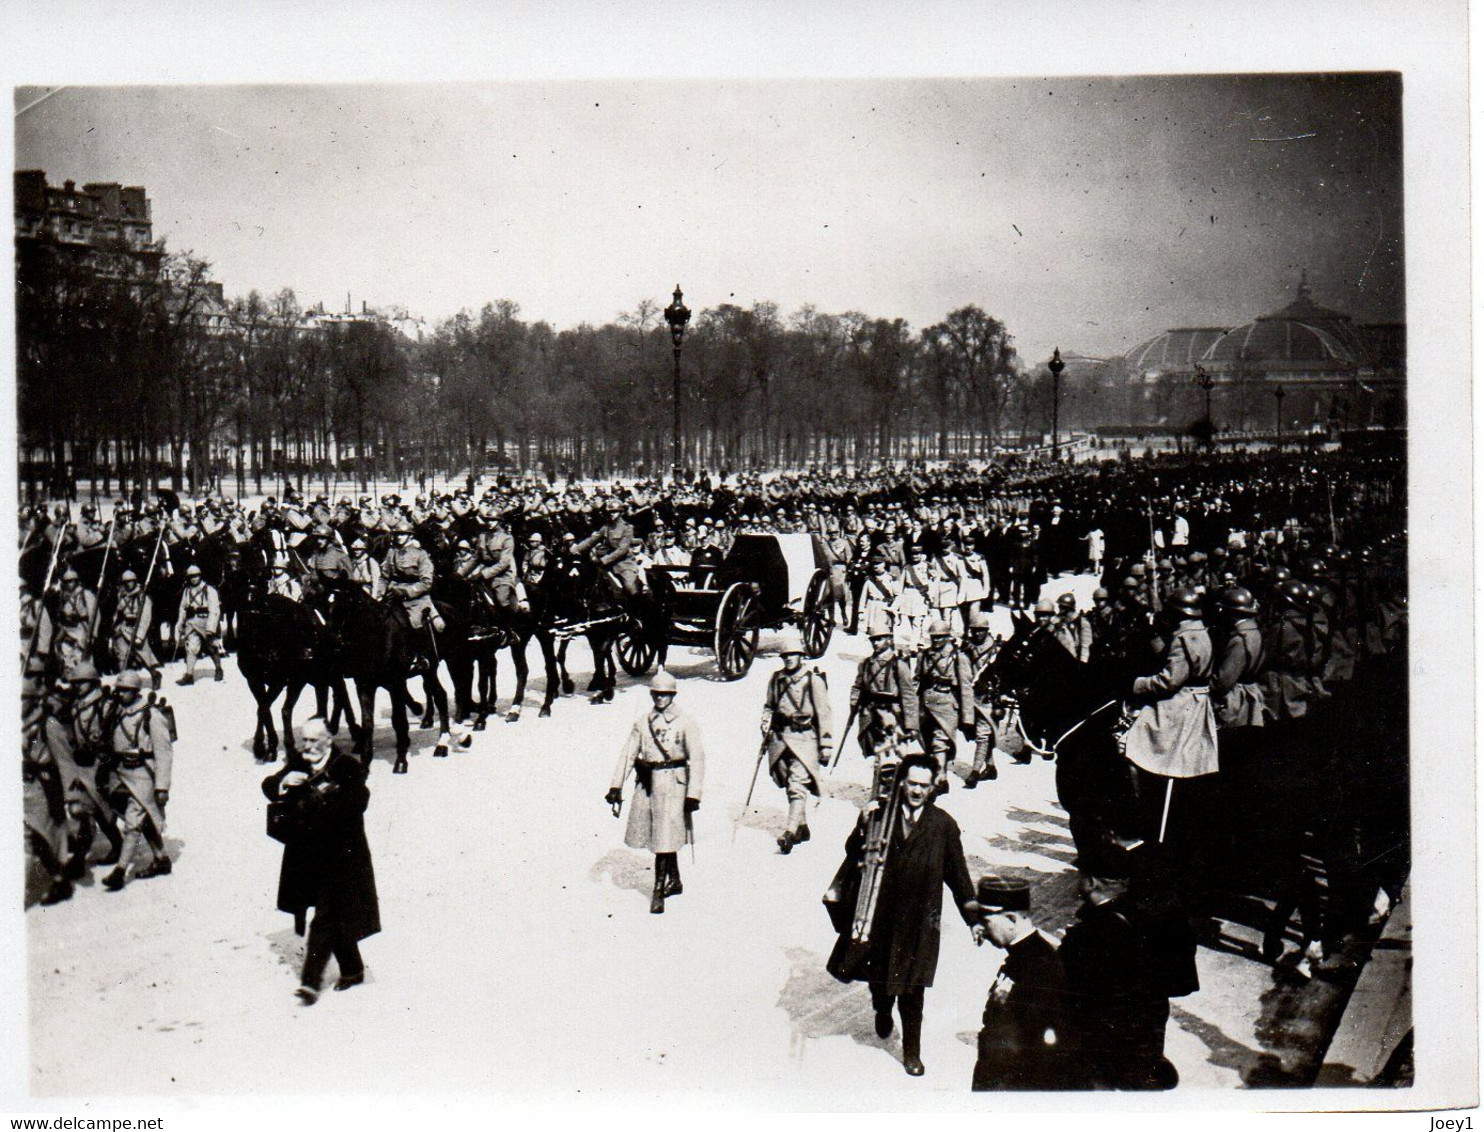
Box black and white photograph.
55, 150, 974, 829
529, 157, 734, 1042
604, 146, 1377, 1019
1, 2, 1474, 1122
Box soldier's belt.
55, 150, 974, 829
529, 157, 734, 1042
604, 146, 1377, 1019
925, 681, 955, 693
187, 608, 209, 617
640, 758, 689, 771
863, 692, 899, 704
771, 713, 813, 733
116, 753, 152, 769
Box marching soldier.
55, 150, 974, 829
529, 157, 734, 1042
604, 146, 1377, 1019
109, 569, 160, 688
850, 627, 921, 758
759, 630, 834, 854
856, 558, 900, 641
52, 660, 123, 873
916, 619, 974, 788
53, 566, 97, 673
969, 876, 1089, 1091
574, 496, 644, 598
101, 671, 175, 891
962, 611, 1001, 788
605, 670, 705, 915
347, 536, 383, 599
173, 563, 225, 684
23, 677, 74, 904
21, 576, 54, 678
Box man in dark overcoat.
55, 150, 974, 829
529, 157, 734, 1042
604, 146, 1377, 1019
263, 720, 379, 1004
969, 876, 1091, 1091
825, 754, 977, 1077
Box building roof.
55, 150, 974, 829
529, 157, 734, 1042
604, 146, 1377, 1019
1202, 275, 1369, 371
1124, 327, 1228, 375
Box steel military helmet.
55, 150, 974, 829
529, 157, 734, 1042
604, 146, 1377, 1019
1219, 586, 1258, 614
65, 660, 100, 684
1033, 598, 1055, 616
1168, 587, 1203, 617
1057, 593, 1077, 611
185, 563, 202, 578
649, 669, 678, 695
119, 569, 139, 585
1276, 579, 1309, 609
777, 629, 805, 655
928, 619, 953, 638
115, 670, 147, 692
1092, 588, 1110, 602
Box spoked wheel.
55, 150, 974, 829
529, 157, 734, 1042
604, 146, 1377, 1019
801, 568, 835, 658
616, 618, 658, 676
714, 583, 760, 680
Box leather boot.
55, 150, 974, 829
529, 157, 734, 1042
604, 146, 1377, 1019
650, 861, 666, 914
777, 830, 795, 855
794, 824, 810, 845
102, 867, 127, 891
213, 664, 224, 682
664, 854, 682, 897
176, 672, 194, 686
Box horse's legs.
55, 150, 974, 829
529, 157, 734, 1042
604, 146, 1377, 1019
331, 678, 361, 743
281, 679, 307, 762
248, 676, 271, 761
507, 638, 529, 722
557, 639, 575, 696
426, 669, 467, 757
473, 649, 494, 731
538, 633, 560, 718
357, 681, 378, 765
389, 682, 410, 774
262, 679, 286, 759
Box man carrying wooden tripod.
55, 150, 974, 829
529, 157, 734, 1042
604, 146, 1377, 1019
823, 743, 977, 1078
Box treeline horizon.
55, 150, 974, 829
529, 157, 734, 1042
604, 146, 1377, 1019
19, 245, 1087, 496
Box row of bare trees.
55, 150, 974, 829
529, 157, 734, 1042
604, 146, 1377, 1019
21, 236, 1072, 496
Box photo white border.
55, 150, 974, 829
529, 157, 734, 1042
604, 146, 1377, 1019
0, 0, 1473, 1122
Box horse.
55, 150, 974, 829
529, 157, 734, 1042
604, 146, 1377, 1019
235, 591, 361, 763
532, 552, 669, 707
429, 570, 507, 729
321, 580, 468, 775
989, 613, 1147, 863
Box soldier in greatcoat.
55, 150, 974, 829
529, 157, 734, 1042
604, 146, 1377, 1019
916, 619, 974, 789
23, 677, 74, 904
850, 627, 921, 758
109, 570, 160, 687
1121, 586, 1218, 848
100, 671, 174, 891
51, 660, 123, 872
605, 670, 704, 914
53, 567, 97, 674
961, 611, 1001, 787
759, 630, 833, 854
263, 721, 379, 1004
173, 563, 225, 684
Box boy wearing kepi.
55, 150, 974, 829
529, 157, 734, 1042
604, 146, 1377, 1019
759, 630, 833, 854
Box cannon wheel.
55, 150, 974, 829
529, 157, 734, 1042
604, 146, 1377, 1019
616, 618, 658, 676
714, 583, 760, 680
801, 568, 834, 658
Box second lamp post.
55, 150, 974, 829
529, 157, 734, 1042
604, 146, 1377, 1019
663, 284, 691, 481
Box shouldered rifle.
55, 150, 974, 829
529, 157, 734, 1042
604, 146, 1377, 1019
119, 524, 167, 675
87, 518, 118, 641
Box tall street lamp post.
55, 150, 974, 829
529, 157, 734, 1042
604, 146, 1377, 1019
663, 284, 691, 482
1048, 347, 1065, 461
1194, 364, 1216, 445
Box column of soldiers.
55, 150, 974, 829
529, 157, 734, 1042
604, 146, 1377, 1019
23, 452, 1405, 1090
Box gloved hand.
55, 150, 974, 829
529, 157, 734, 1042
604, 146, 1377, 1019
154, 789, 169, 807
684, 797, 700, 815
604, 788, 623, 807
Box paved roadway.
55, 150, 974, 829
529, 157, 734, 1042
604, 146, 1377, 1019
26, 572, 1361, 1098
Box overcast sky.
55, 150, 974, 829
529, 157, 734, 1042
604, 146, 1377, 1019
15, 75, 1402, 364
